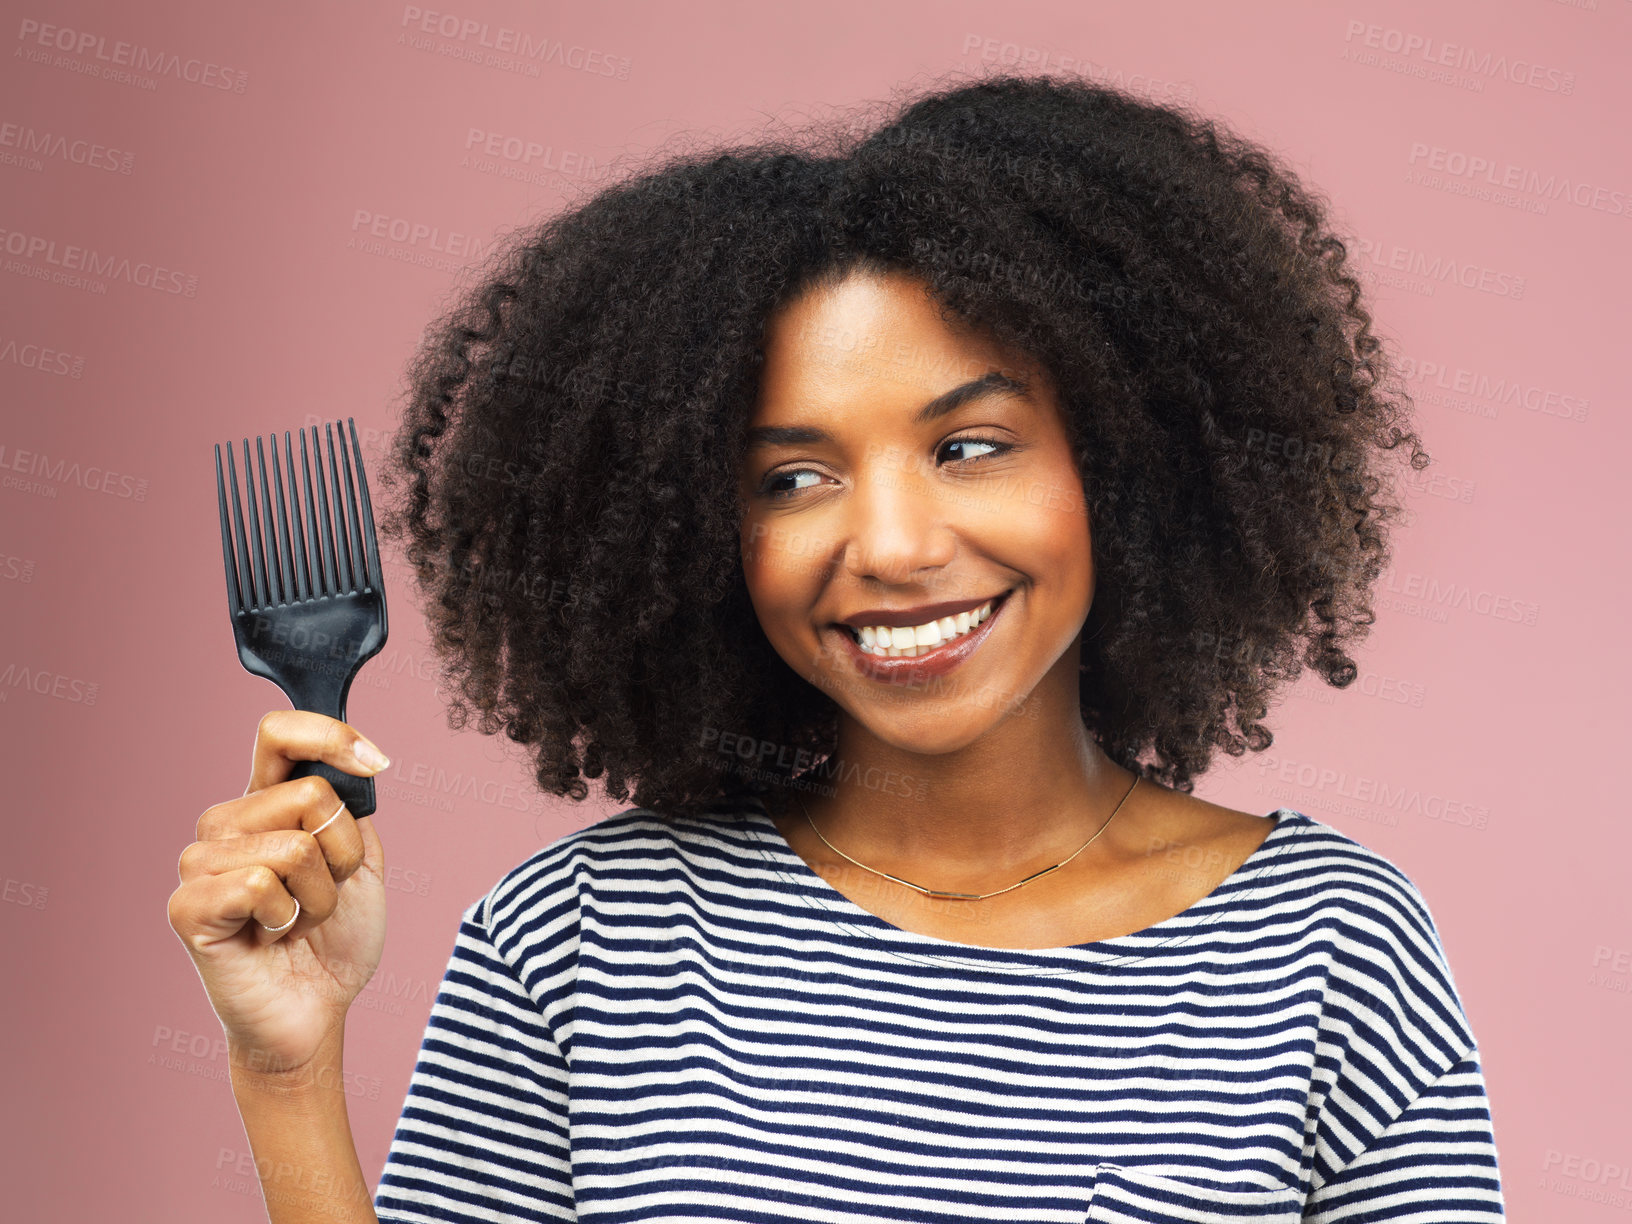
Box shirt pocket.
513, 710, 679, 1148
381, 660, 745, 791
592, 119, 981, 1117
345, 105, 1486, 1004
1084, 1163, 1304, 1223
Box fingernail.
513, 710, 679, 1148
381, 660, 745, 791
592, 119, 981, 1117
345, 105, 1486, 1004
353, 738, 391, 772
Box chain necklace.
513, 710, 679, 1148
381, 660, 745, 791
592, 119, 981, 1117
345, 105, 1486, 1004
793, 774, 1140, 901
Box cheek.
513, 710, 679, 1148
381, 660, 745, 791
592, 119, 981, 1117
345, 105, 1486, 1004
1005, 486, 1090, 567
739, 519, 774, 586
739, 522, 803, 627
743, 517, 829, 590
1000, 480, 1093, 613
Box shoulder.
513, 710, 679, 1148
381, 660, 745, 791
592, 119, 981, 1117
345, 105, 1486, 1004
475, 797, 758, 941
436, 805, 694, 1017
478, 805, 669, 925
1161, 792, 1476, 1051
1258, 807, 1445, 946
1234, 802, 1454, 965
1142, 791, 1445, 942
1266, 814, 1493, 1178
452, 798, 763, 1020
1259, 807, 1480, 1068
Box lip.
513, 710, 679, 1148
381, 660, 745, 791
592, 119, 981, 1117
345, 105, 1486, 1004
836, 593, 1002, 630
832, 589, 1014, 685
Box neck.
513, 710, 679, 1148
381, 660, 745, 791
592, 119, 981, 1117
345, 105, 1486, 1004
791, 654, 1143, 881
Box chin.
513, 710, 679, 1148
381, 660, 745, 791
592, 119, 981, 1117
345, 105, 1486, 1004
840, 696, 1015, 753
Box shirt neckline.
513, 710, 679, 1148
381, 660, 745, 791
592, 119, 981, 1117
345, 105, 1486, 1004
734, 795, 1308, 973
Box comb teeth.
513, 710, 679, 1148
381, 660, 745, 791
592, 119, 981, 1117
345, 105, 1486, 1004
216, 417, 380, 613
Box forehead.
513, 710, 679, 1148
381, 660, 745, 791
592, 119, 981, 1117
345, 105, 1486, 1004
755, 268, 1018, 409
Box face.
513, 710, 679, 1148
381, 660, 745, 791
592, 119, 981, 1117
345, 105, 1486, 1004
737, 265, 1094, 757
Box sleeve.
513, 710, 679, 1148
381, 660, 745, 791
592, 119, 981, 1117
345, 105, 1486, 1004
372, 896, 575, 1223
1294, 847, 1509, 1221
1303, 1046, 1505, 1221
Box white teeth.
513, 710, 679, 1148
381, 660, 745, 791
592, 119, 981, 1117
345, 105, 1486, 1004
847, 596, 1003, 657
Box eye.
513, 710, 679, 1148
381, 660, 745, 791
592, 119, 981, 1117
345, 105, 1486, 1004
755, 434, 1016, 501
939, 434, 1011, 466
758, 469, 825, 500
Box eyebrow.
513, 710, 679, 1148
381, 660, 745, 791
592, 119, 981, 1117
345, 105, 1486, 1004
745, 370, 1031, 449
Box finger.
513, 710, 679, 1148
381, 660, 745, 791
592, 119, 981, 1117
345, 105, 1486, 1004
168, 860, 333, 951
180, 830, 341, 941
244, 710, 391, 798
178, 826, 357, 919
350, 813, 384, 884
198, 776, 365, 885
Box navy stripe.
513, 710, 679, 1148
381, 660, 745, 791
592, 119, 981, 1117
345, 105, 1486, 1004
372, 801, 1505, 1222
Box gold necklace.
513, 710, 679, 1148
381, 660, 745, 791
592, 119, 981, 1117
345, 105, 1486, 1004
793, 774, 1140, 901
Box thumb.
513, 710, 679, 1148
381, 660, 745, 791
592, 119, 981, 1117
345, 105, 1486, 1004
353, 814, 385, 881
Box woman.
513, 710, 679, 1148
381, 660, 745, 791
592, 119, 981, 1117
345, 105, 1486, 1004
170, 74, 1505, 1222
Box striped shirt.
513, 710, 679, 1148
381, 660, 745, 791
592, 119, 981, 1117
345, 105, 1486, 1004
372, 796, 1506, 1222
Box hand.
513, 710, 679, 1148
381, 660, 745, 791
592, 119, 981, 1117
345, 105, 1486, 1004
167, 710, 391, 1079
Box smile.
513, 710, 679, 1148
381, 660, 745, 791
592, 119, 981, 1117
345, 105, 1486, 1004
832, 589, 1014, 684
845, 595, 1003, 656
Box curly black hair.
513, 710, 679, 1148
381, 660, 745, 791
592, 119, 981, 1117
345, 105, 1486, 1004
374, 69, 1429, 821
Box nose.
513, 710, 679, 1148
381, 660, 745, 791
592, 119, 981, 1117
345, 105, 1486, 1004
839, 442, 958, 587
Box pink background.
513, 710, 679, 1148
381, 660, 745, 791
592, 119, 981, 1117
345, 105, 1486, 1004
2, 1, 1627, 1218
